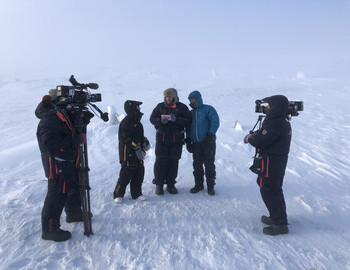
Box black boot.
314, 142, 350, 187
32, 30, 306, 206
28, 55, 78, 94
207, 181, 215, 196
263, 224, 289, 235
190, 184, 204, 193
42, 229, 71, 242
66, 211, 83, 223
261, 215, 273, 225
166, 184, 178, 194
155, 185, 164, 195
113, 183, 123, 199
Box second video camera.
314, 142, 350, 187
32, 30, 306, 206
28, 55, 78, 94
255, 99, 303, 116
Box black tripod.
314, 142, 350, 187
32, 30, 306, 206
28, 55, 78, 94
74, 109, 94, 236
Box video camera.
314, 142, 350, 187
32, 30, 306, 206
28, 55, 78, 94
49, 75, 108, 123
50, 75, 101, 105
255, 100, 303, 117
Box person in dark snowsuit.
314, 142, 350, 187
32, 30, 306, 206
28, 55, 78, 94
150, 88, 191, 195
186, 90, 220, 195
244, 95, 291, 235
113, 100, 149, 202
36, 95, 83, 242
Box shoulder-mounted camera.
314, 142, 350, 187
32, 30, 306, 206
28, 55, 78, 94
255, 100, 303, 117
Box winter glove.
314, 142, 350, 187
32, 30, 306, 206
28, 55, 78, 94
243, 134, 252, 144
185, 138, 193, 153
161, 118, 168, 124
143, 137, 151, 151
170, 114, 176, 122
203, 133, 215, 145
82, 110, 95, 126
133, 143, 146, 160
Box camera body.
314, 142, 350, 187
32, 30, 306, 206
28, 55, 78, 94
255, 102, 269, 114
255, 100, 303, 116
53, 85, 102, 105
288, 101, 303, 116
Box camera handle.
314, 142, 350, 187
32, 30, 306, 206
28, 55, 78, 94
88, 103, 109, 122
249, 115, 265, 134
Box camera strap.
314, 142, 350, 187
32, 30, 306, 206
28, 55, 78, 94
56, 110, 73, 133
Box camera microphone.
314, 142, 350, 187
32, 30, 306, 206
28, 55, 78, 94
87, 83, 99, 90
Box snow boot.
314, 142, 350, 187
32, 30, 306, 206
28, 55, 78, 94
135, 195, 147, 201
190, 184, 204, 193
207, 182, 215, 196
166, 184, 178, 194
261, 215, 273, 225
66, 211, 83, 223
155, 185, 164, 195
263, 224, 289, 236
114, 197, 123, 203
42, 229, 71, 242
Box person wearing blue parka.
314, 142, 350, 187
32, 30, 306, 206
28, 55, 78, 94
186, 90, 220, 195
244, 95, 291, 236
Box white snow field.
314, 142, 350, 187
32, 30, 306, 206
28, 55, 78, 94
1, 1, 350, 269
0, 68, 349, 270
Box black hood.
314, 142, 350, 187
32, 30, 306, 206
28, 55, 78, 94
262, 95, 289, 118
35, 101, 56, 120
124, 100, 143, 119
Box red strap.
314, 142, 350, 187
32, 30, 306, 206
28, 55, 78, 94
56, 111, 73, 132
80, 133, 86, 144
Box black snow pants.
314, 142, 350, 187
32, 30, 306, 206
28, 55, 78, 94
258, 175, 288, 225
192, 141, 216, 185
114, 166, 145, 199
41, 174, 81, 232
154, 142, 182, 186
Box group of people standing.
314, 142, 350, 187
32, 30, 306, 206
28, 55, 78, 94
36, 88, 292, 242
113, 88, 220, 202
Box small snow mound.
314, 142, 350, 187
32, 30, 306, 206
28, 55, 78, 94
107, 105, 124, 125
234, 120, 243, 131
296, 72, 305, 80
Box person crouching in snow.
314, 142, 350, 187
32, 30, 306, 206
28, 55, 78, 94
244, 95, 291, 235
113, 100, 150, 203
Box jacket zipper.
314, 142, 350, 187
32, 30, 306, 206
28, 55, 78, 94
195, 110, 199, 142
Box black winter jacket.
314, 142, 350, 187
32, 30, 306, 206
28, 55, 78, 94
118, 101, 145, 167
35, 102, 77, 180
150, 102, 191, 145
248, 95, 292, 179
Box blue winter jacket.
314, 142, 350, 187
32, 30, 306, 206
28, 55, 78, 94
188, 91, 220, 142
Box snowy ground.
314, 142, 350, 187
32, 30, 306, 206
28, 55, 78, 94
1, 69, 350, 270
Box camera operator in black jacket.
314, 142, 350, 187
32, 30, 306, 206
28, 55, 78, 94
244, 95, 292, 236
35, 95, 85, 242
150, 88, 191, 195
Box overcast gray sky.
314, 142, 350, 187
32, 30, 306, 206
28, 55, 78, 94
1, 0, 349, 75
